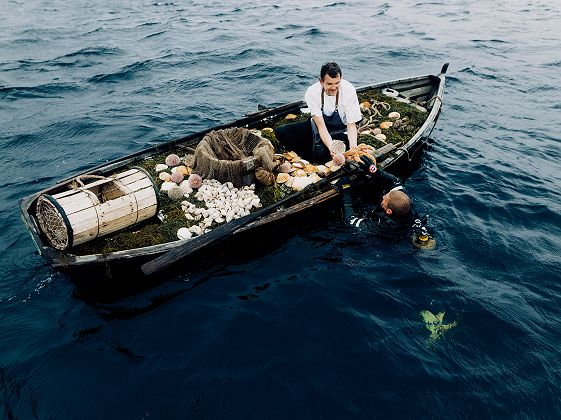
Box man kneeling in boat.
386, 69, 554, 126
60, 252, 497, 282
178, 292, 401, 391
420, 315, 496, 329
275, 62, 362, 163
335, 156, 421, 240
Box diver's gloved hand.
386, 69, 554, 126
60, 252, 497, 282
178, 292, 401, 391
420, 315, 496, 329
333, 175, 352, 193
358, 155, 378, 175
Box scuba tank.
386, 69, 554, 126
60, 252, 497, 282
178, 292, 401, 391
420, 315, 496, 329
411, 217, 437, 250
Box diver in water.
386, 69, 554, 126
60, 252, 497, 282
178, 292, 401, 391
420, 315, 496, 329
335, 155, 433, 246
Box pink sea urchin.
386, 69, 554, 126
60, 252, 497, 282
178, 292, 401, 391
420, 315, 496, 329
165, 154, 181, 167
170, 171, 184, 184
188, 173, 203, 189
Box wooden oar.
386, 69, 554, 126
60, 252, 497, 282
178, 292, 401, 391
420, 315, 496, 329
141, 166, 356, 276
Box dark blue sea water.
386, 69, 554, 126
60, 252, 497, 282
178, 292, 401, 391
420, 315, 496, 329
2, 0, 561, 418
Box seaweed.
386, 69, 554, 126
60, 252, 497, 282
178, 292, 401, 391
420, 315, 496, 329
356, 89, 427, 150
256, 184, 293, 208
260, 129, 284, 153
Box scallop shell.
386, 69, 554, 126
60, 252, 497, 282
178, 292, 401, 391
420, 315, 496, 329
316, 165, 330, 176
290, 176, 315, 191
283, 151, 299, 161
262, 127, 274, 135
375, 133, 387, 141
175, 165, 190, 175
372, 128, 382, 135
293, 169, 307, 177
285, 113, 298, 120
330, 140, 346, 154
304, 164, 318, 173
388, 111, 401, 119
177, 227, 192, 240
359, 100, 371, 110
380, 121, 393, 129
155, 164, 168, 172
159, 172, 171, 182
276, 173, 290, 184
309, 173, 321, 183
179, 180, 193, 194
292, 161, 304, 169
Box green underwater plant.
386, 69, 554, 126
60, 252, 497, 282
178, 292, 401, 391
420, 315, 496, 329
420, 310, 457, 340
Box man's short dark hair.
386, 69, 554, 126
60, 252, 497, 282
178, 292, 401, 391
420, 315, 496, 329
320, 62, 342, 80
387, 190, 411, 215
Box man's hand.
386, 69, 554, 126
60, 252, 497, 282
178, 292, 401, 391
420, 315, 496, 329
358, 155, 377, 175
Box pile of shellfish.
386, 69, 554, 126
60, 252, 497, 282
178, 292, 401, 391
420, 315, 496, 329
274, 151, 329, 192
273, 143, 376, 192
153, 154, 263, 241
154, 153, 202, 201
154, 138, 376, 241
176, 180, 261, 240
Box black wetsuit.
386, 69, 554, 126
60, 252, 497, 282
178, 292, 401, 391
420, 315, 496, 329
341, 169, 419, 240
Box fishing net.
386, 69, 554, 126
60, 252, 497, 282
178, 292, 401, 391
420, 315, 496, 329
192, 127, 276, 187
36, 195, 70, 250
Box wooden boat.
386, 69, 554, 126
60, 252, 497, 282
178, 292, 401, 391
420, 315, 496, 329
19, 64, 448, 283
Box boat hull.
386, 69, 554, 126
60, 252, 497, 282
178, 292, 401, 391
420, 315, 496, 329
19, 65, 448, 284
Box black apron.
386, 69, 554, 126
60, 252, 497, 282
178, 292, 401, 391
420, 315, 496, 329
311, 88, 348, 162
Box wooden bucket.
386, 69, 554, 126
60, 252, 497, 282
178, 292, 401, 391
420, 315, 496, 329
36, 167, 159, 251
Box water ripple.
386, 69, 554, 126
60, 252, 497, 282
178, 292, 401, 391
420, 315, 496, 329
2, 0, 561, 418
0, 82, 81, 100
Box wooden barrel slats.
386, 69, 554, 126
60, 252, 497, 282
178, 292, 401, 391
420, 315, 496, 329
36, 168, 159, 250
